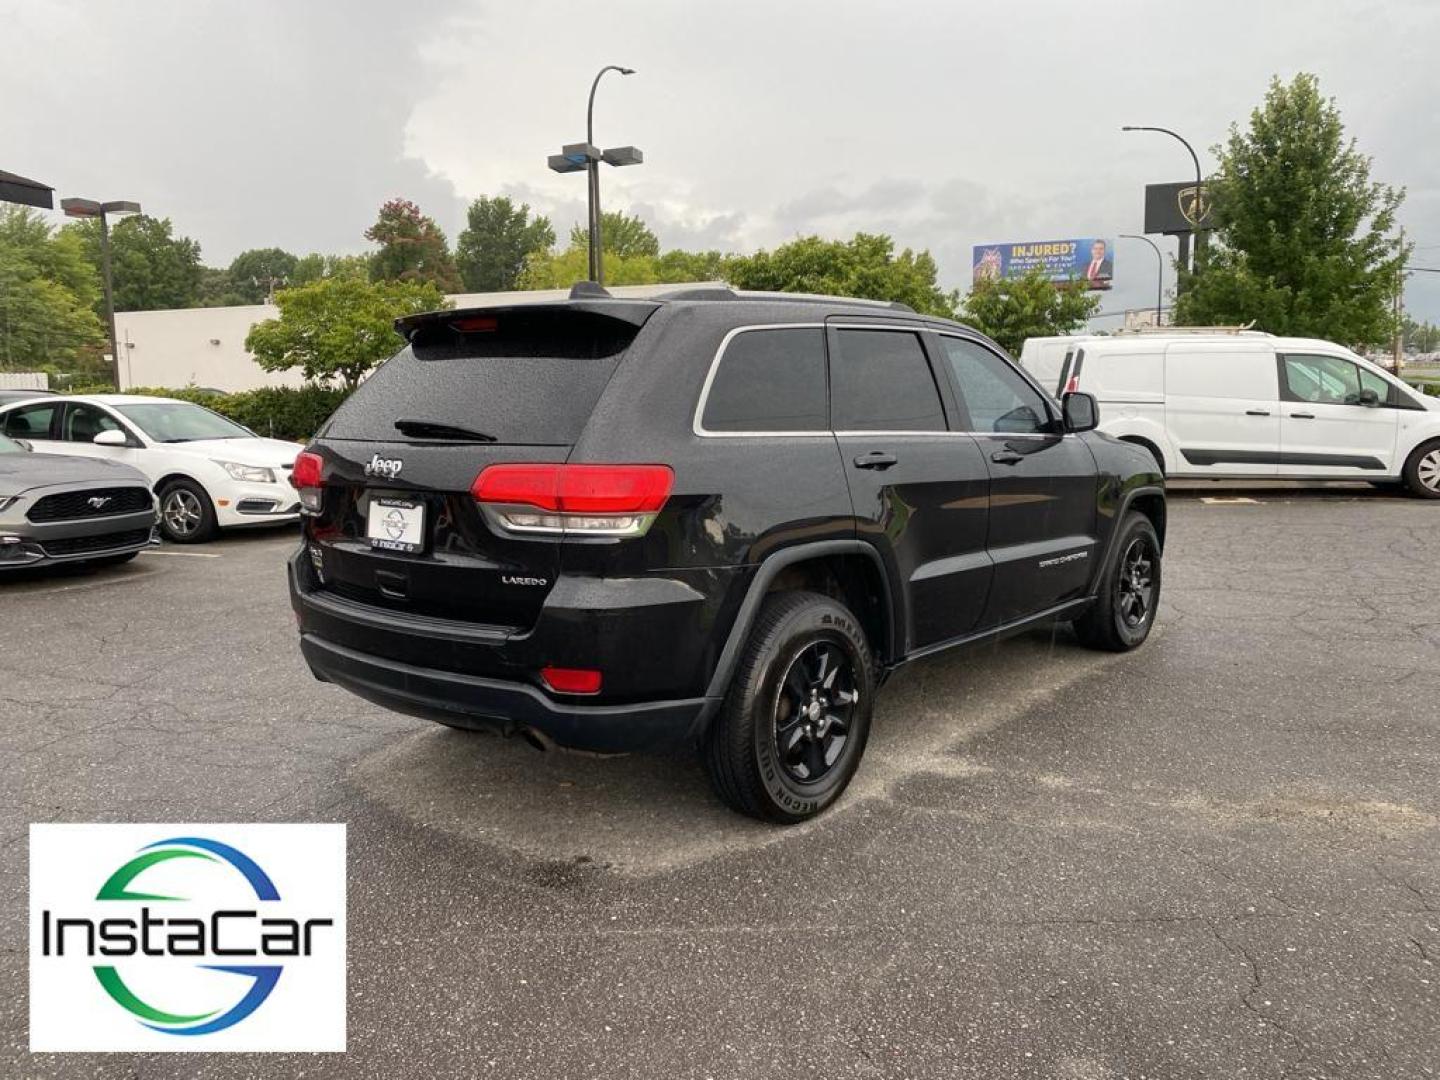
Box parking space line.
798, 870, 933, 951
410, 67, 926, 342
140, 549, 222, 558
5, 573, 150, 597
1199, 496, 1262, 505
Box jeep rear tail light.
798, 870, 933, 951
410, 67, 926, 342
471, 463, 673, 539
290, 450, 325, 514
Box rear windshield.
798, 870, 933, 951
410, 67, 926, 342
322, 310, 641, 445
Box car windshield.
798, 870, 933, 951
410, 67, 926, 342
112, 402, 254, 443
0, 434, 24, 454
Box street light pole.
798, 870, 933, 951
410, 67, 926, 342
60, 197, 141, 389
547, 70, 643, 287
1120, 233, 1164, 325
1121, 125, 1204, 275
584, 65, 634, 286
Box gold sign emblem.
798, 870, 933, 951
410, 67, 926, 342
1178, 185, 1211, 227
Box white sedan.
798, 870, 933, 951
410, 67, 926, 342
0, 394, 304, 543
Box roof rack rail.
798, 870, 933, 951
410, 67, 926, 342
658, 286, 738, 301
1113, 323, 1264, 336
652, 286, 916, 314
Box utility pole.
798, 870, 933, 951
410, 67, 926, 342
1393, 227, 1405, 373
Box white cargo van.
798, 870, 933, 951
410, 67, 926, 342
1017, 329, 1440, 498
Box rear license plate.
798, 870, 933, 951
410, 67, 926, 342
367, 497, 426, 553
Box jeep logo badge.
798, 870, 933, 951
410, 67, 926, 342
364, 455, 403, 480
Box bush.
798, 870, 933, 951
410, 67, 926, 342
67, 384, 348, 442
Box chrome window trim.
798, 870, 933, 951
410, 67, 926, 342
692, 323, 831, 438
692, 322, 1079, 440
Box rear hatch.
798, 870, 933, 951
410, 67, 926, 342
304, 303, 654, 631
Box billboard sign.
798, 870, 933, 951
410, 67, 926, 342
972, 238, 1114, 290
1144, 181, 1213, 235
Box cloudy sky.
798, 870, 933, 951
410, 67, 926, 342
5, 0, 1438, 323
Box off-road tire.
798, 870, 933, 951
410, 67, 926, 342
703, 590, 875, 823
1072, 511, 1161, 652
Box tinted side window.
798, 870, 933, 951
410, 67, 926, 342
831, 329, 945, 432
941, 337, 1050, 434
3, 403, 56, 438
1280, 354, 1362, 405
701, 328, 828, 432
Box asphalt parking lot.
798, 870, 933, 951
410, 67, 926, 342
4, 486, 1438, 1079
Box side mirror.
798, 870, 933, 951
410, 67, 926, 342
93, 429, 129, 447
1062, 391, 1099, 433
1357, 387, 1381, 407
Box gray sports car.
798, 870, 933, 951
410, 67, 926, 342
0, 433, 157, 570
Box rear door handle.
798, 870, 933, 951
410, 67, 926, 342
853, 451, 897, 470
1245, 409, 1271, 416
1290, 412, 1315, 420
990, 450, 1024, 465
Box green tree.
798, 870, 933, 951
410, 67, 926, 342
364, 198, 462, 292
455, 196, 555, 291
292, 252, 372, 285
196, 266, 250, 307
244, 276, 449, 390
568, 210, 660, 258
725, 233, 958, 317
518, 243, 730, 290
1175, 73, 1405, 346
65, 214, 204, 311
227, 247, 300, 303
0, 207, 106, 375
959, 270, 1100, 355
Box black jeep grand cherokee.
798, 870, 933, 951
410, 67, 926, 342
289, 286, 1164, 821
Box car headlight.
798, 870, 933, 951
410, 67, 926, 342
215, 461, 276, 483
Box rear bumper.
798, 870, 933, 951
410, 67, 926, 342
288, 550, 727, 753
299, 633, 711, 753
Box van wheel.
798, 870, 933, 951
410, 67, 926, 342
703, 591, 875, 823
1402, 440, 1440, 499
1073, 512, 1161, 652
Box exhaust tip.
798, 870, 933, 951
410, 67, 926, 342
518, 728, 553, 753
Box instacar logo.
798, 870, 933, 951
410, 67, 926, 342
30, 824, 346, 1053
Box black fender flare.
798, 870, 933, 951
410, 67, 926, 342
699, 539, 894, 715
1092, 483, 1166, 593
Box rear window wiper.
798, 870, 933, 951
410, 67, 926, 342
393, 419, 497, 442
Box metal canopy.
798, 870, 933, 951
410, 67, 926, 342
0, 169, 54, 210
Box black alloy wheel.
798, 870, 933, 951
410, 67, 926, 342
773, 641, 860, 785
1116, 536, 1156, 630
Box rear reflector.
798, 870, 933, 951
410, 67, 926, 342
472, 464, 673, 539
540, 666, 602, 695
1064, 375, 1080, 394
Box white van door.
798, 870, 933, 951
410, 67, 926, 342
1163, 343, 1280, 475
1276, 352, 1399, 475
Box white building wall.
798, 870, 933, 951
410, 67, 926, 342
114, 304, 305, 392
112, 283, 720, 393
